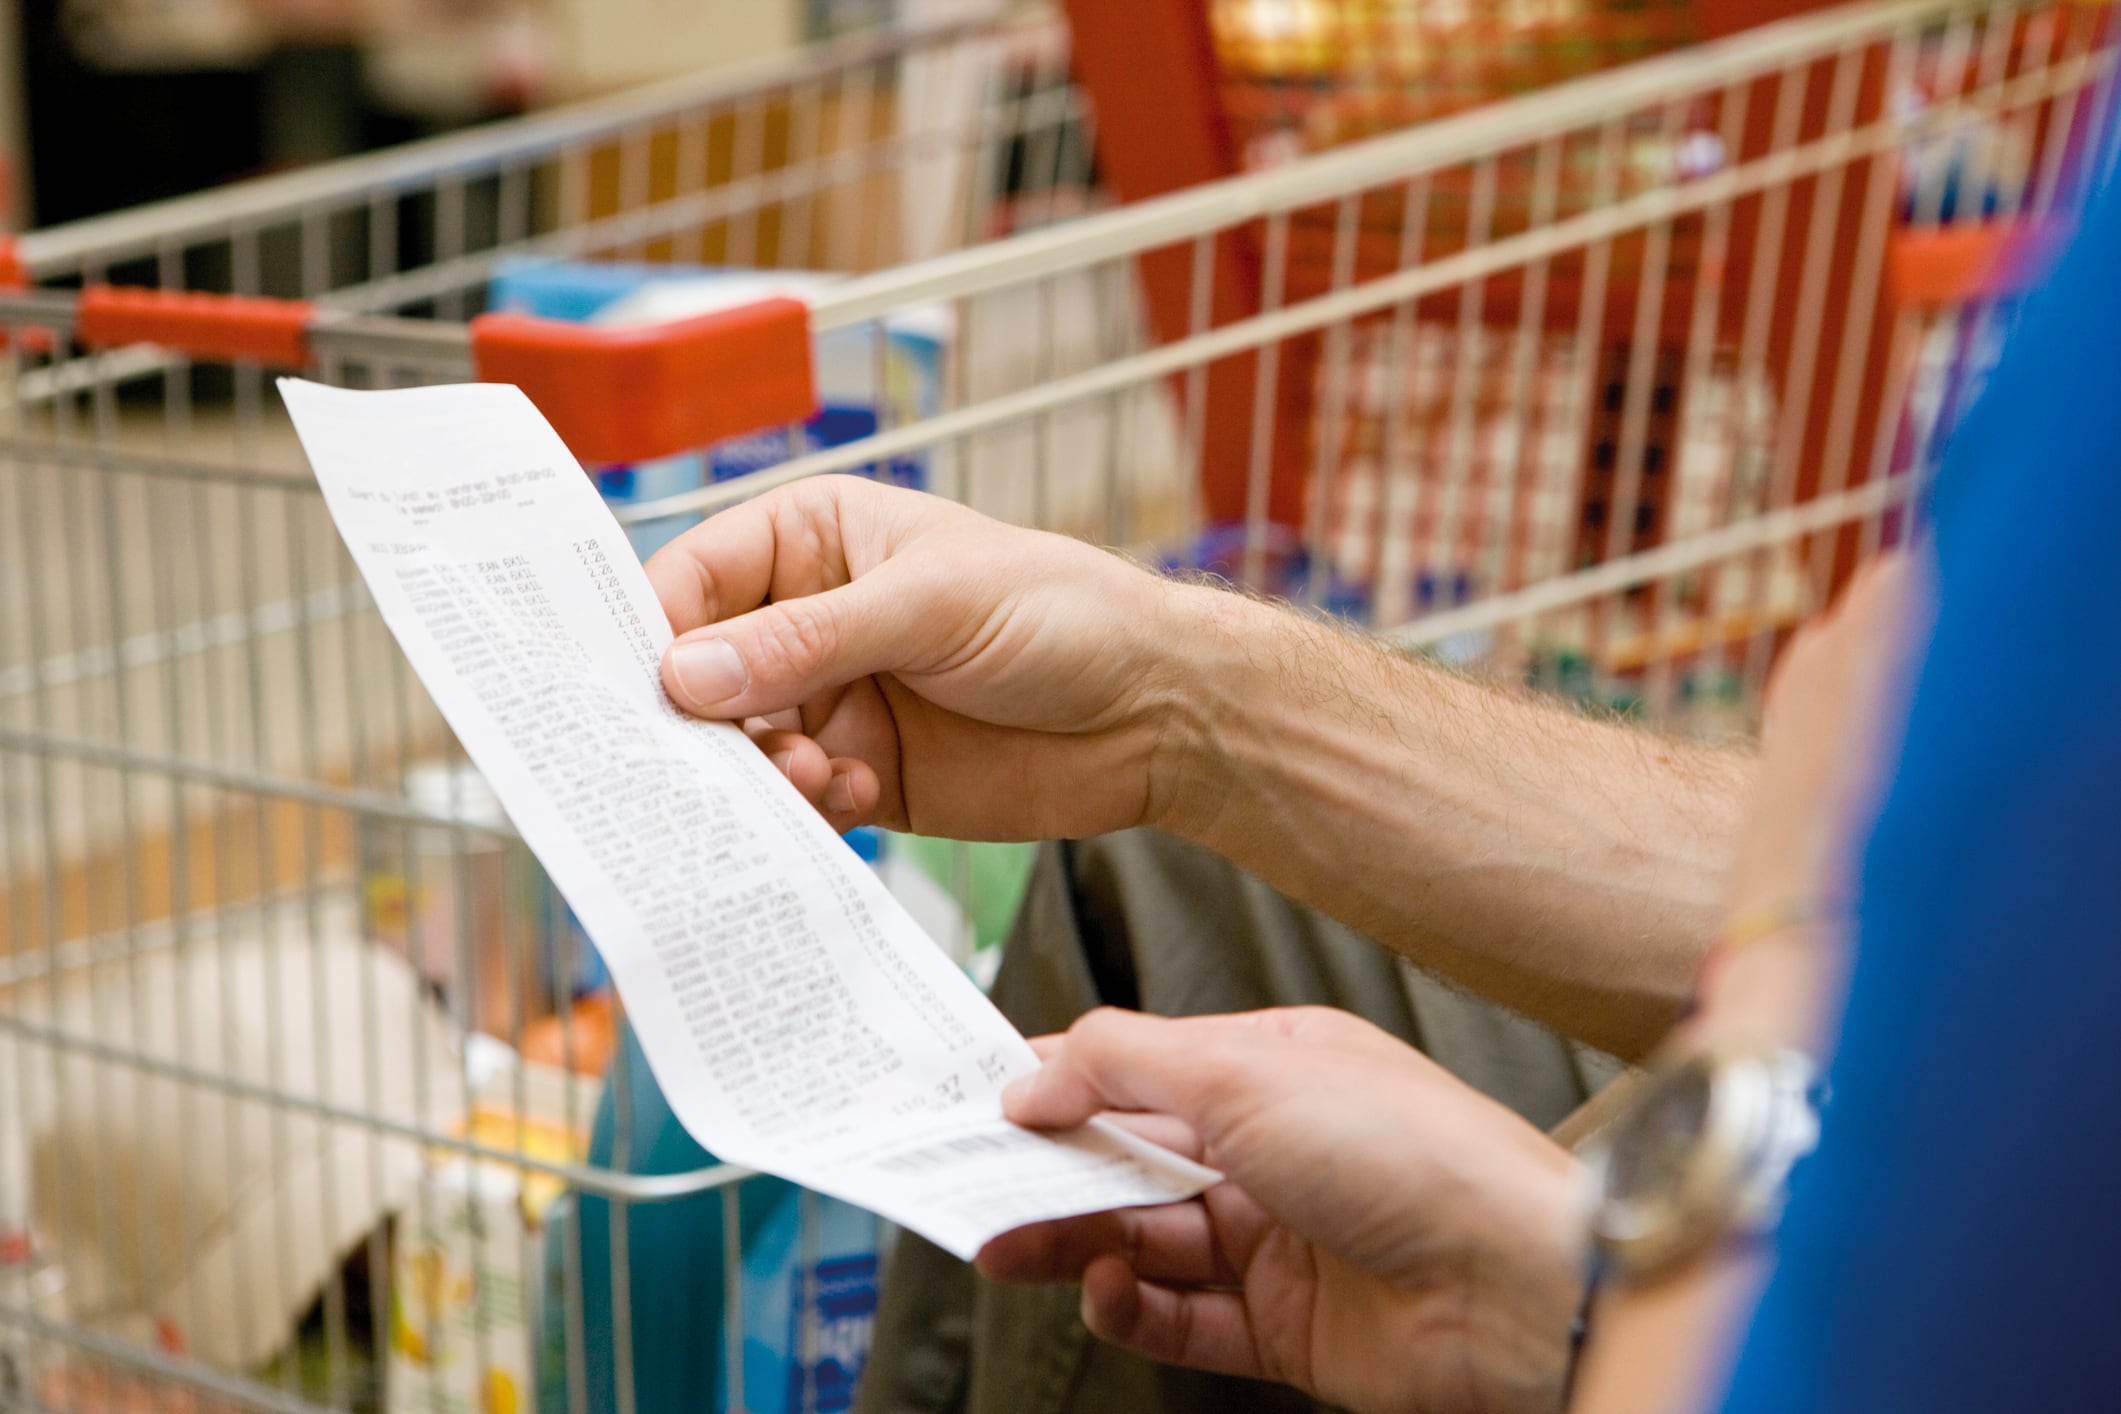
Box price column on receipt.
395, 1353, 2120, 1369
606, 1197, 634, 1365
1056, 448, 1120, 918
278, 379, 1216, 1259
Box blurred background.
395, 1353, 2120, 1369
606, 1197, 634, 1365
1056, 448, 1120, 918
1, 0, 2102, 1410
0, 0, 901, 232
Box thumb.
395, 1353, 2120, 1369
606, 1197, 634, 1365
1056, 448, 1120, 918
660, 572, 922, 720
1002, 1010, 1271, 1139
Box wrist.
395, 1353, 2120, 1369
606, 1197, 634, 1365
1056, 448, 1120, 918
1456, 1144, 1592, 1414
1683, 898, 1851, 1054
1134, 581, 1281, 841
1691, 898, 1843, 999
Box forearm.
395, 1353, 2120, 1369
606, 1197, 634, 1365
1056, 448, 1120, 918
1151, 587, 1753, 1059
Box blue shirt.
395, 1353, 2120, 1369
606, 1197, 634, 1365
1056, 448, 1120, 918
1718, 183, 2121, 1408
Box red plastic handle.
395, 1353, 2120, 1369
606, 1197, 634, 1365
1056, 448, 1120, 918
76, 286, 314, 367
1888, 218, 2071, 308
470, 296, 818, 465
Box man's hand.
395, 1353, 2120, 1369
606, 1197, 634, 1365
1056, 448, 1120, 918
981, 1007, 1586, 1414
650, 477, 1751, 1057
647, 476, 1216, 840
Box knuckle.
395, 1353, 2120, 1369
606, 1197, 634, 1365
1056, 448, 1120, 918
1069, 1007, 1130, 1049
1119, 1212, 1146, 1272
755, 598, 839, 681
1280, 1004, 1347, 1033
1188, 1043, 1263, 1113
1278, 1004, 1378, 1052
770, 479, 833, 518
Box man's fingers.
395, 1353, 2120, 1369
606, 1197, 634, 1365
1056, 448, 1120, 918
1004, 1009, 1423, 1136
821, 757, 882, 825
976, 1201, 1232, 1286
744, 726, 833, 806
1014, 1041, 1208, 1152
735, 728, 880, 827
1002, 1009, 1275, 1137
648, 480, 940, 722
1080, 1257, 1264, 1381
661, 569, 932, 722
644, 496, 787, 637
645, 479, 894, 636
1097, 1111, 1205, 1161
1001, 1009, 1203, 1130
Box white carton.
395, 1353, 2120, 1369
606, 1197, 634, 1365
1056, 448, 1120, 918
389, 1042, 600, 1414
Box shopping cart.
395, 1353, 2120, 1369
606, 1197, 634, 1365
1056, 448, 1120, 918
1, 0, 2112, 1410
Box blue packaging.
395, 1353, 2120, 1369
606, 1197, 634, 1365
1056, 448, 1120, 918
540, 1028, 882, 1413
488, 260, 947, 564
738, 1189, 881, 1414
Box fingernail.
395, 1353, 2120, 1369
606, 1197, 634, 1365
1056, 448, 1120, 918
824, 773, 857, 813
1000, 1075, 1035, 1112
769, 751, 795, 780
670, 637, 747, 707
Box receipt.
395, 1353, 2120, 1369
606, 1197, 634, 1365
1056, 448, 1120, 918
280, 380, 1216, 1258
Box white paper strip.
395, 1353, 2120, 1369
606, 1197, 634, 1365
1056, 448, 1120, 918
280, 379, 1215, 1258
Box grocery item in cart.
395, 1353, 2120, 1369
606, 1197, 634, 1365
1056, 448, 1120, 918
18, 908, 459, 1373
736, 1185, 880, 1414
0, 1095, 55, 1409
539, 1018, 883, 1414
0, 1025, 32, 1277
389, 1038, 600, 1414
536, 1023, 766, 1414
359, 758, 606, 1037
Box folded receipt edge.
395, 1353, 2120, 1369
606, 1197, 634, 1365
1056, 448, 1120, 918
276, 377, 1218, 1259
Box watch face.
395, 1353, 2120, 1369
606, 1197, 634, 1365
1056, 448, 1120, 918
1592, 1046, 1822, 1276
1601, 1058, 1714, 1221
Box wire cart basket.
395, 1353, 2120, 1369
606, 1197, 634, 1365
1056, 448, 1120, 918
1, 0, 2113, 1410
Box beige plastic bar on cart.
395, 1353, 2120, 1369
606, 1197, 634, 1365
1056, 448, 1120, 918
277, 378, 1216, 1259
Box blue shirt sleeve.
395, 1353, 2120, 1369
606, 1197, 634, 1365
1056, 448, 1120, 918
1716, 182, 2121, 1411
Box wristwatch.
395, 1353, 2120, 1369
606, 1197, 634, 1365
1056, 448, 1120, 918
1581, 1042, 1823, 1279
